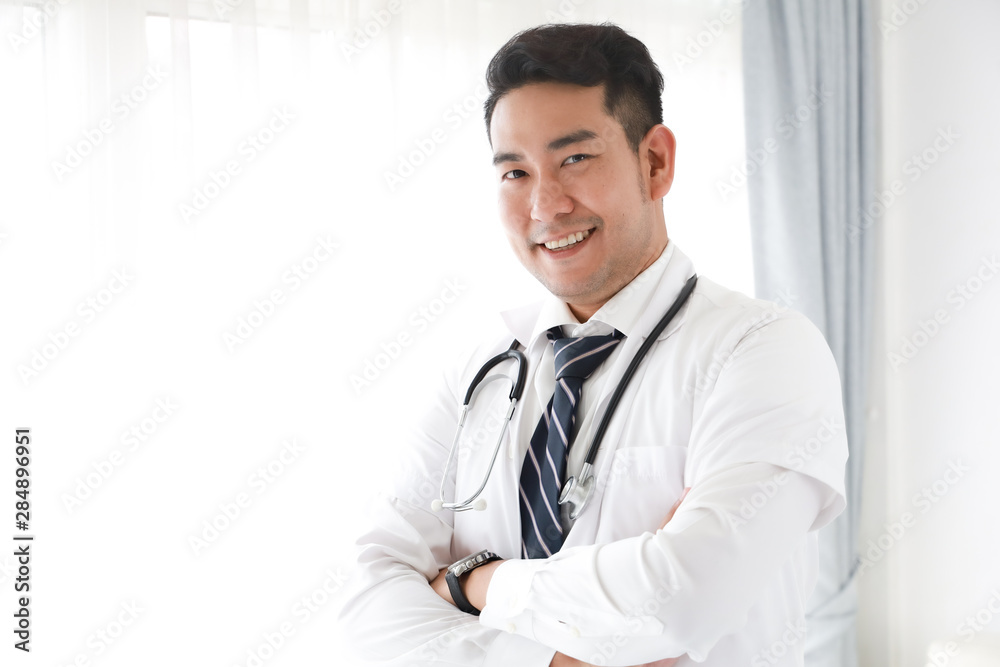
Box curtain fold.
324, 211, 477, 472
742, 2, 874, 667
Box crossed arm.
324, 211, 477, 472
428, 491, 691, 667
339, 314, 846, 665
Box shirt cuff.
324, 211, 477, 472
479, 558, 544, 637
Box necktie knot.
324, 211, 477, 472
550, 329, 624, 381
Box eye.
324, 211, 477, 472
564, 154, 591, 165
502, 169, 527, 180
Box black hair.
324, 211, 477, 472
483, 22, 664, 152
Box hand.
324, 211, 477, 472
659, 487, 691, 530
549, 652, 679, 666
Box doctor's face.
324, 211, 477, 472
489, 81, 674, 321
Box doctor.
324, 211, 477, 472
337, 23, 848, 667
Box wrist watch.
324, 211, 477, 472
445, 550, 501, 615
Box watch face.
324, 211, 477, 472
450, 550, 494, 577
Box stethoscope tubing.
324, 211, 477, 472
434, 274, 698, 515
583, 273, 698, 466
462, 348, 527, 407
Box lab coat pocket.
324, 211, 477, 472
594, 446, 687, 542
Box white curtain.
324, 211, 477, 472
742, 2, 875, 666
2, 1, 750, 663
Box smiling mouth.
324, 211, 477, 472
542, 229, 592, 250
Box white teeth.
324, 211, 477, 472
545, 230, 590, 250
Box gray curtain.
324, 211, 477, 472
741, 2, 874, 667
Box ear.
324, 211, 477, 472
643, 124, 676, 201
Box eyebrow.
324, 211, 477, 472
492, 129, 599, 166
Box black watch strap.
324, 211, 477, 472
446, 569, 480, 615
445, 550, 501, 615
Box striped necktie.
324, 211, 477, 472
518, 327, 623, 559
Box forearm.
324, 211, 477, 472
439, 558, 677, 667
337, 494, 557, 666
474, 315, 847, 664
478, 465, 828, 665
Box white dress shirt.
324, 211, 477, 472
524, 242, 676, 535
336, 242, 848, 667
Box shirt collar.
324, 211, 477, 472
503, 242, 675, 348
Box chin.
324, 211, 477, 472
542, 282, 600, 308
539, 269, 613, 300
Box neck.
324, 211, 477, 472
566, 236, 670, 322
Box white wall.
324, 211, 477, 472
861, 1, 1000, 666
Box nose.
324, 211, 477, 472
530, 172, 573, 222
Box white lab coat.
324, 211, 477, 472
337, 244, 848, 667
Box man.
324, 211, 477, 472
337, 23, 847, 667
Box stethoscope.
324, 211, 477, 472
431, 274, 698, 520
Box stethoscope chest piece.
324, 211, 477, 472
558, 462, 596, 520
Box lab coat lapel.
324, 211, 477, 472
561, 248, 697, 549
